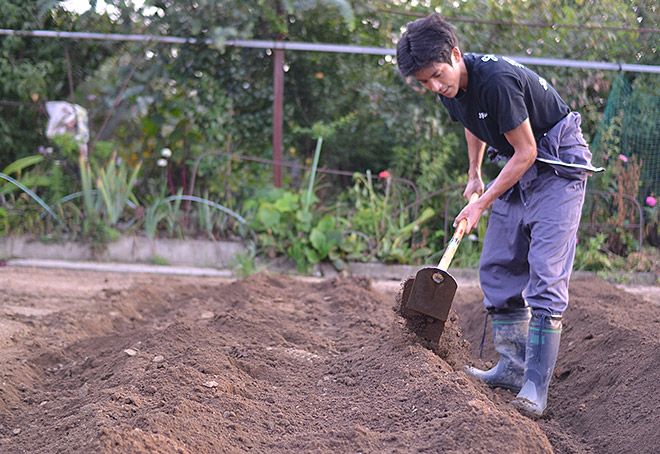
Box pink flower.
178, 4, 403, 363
646, 196, 657, 207
379, 171, 390, 178
618, 154, 628, 162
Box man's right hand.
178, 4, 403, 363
453, 196, 485, 234
463, 178, 484, 200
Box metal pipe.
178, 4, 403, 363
2, 29, 660, 73
273, 46, 284, 188
512, 56, 660, 73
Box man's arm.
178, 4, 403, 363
455, 118, 537, 233
463, 128, 486, 198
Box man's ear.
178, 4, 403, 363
451, 47, 462, 64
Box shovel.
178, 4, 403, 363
399, 193, 479, 343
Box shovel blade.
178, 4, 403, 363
404, 267, 457, 321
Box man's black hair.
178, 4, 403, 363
396, 14, 459, 77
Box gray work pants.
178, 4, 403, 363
479, 164, 587, 316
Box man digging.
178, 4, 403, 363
396, 14, 602, 416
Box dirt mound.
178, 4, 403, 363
0, 267, 658, 453
455, 275, 660, 454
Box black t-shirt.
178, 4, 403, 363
441, 53, 570, 157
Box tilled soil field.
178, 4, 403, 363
0, 266, 659, 453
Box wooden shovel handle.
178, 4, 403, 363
437, 193, 479, 271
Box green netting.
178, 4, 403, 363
592, 73, 660, 200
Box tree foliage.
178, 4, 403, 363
0, 0, 119, 165
1, 0, 658, 204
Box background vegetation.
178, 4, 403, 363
1, 0, 659, 274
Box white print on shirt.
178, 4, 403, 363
538, 77, 549, 90
481, 54, 499, 62
502, 56, 524, 68
478, 112, 488, 119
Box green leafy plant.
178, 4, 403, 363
95, 157, 141, 227
79, 156, 101, 238
152, 254, 170, 266
0, 157, 61, 227
244, 186, 343, 273
0, 155, 48, 195
587, 113, 643, 257
0, 207, 8, 235
153, 193, 249, 240
143, 194, 169, 240
77, 154, 141, 245
234, 243, 260, 277
162, 189, 185, 239
343, 171, 435, 264
196, 190, 216, 240
574, 233, 620, 271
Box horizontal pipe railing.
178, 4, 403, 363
1, 29, 660, 73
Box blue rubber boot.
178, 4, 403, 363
464, 307, 531, 393
511, 313, 562, 417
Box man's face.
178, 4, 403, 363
414, 48, 464, 98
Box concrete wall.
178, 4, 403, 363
0, 236, 245, 269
